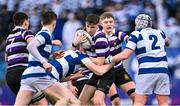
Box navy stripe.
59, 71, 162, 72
65, 55, 76, 77
125, 47, 134, 51
28, 61, 43, 67
23, 30, 34, 39
39, 32, 51, 44
22, 73, 48, 79
38, 46, 51, 59
50, 60, 63, 79
129, 34, 138, 44
138, 68, 169, 75
138, 56, 167, 64
135, 47, 146, 55
160, 30, 166, 39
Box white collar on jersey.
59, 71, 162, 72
102, 28, 115, 38
14, 26, 25, 29
41, 27, 50, 32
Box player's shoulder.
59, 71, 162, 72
130, 30, 141, 37
93, 30, 106, 41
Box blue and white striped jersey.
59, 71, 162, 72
22, 50, 92, 80
126, 28, 169, 74
50, 50, 92, 80
28, 27, 52, 67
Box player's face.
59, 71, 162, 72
101, 17, 114, 34
24, 20, 29, 30
85, 23, 98, 35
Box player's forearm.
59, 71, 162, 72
112, 52, 128, 63
27, 39, 47, 63
87, 63, 114, 76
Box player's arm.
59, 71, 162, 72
27, 37, 52, 71
106, 48, 133, 63
60, 71, 84, 82
52, 40, 62, 46
4, 52, 7, 62
165, 37, 170, 47
84, 62, 114, 76
90, 57, 105, 65
67, 80, 78, 96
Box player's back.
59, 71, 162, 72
134, 28, 166, 58
6, 27, 34, 69
129, 28, 168, 74
50, 50, 89, 79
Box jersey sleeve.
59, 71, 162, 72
22, 30, 34, 41
94, 32, 109, 57
126, 31, 138, 51
78, 53, 92, 64
36, 32, 51, 45
160, 30, 166, 39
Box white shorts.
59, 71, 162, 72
135, 73, 170, 95
20, 67, 57, 93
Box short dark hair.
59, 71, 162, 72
41, 11, 57, 25
85, 14, 99, 25
100, 12, 114, 20
13, 12, 28, 26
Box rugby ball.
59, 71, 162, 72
76, 30, 92, 49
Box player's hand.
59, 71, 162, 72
68, 85, 79, 96
43, 62, 52, 72
53, 51, 65, 59
72, 71, 85, 79
73, 31, 88, 46
52, 40, 62, 47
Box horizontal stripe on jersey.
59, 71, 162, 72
6, 26, 34, 69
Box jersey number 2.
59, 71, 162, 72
149, 35, 160, 50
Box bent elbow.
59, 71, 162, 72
94, 71, 103, 76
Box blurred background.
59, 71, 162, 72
0, 0, 180, 105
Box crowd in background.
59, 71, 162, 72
0, 0, 180, 80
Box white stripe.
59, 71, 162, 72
139, 61, 168, 69
6, 42, 27, 50
110, 44, 121, 51
95, 37, 108, 43
8, 63, 27, 68
108, 36, 117, 41
51, 66, 60, 79
23, 66, 46, 75
114, 61, 123, 68
8, 53, 28, 61
24, 34, 34, 40
81, 58, 92, 64
86, 51, 96, 57
44, 45, 52, 53
96, 47, 109, 54
8, 32, 22, 38
64, 50, 78, 58
137, 51, 166, 59
126, 41, 136, 50
56, 57, 69, 77
29, 54, 48, 62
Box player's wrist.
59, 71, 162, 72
72, 42, 78, 48
106, 55, 113, 63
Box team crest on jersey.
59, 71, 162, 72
124, 74, 130, 80
114, 42, 117, 46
